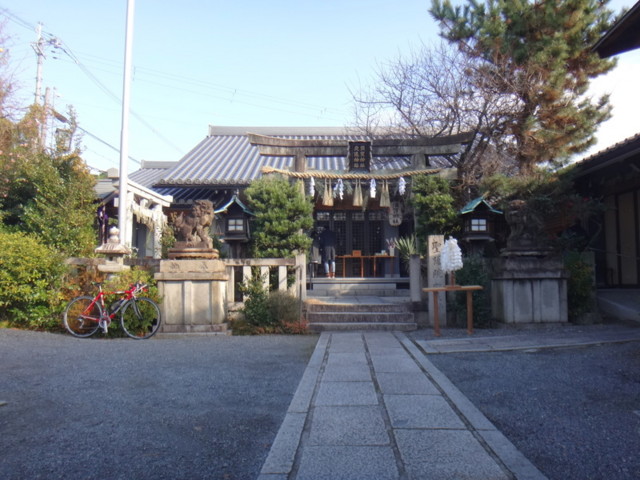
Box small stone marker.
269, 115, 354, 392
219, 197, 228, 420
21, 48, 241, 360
427, 235, 446, 326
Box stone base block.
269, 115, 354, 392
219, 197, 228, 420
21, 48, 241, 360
155, 259, 229, 332
160, 323, 230, 335
492, 255, 568, 324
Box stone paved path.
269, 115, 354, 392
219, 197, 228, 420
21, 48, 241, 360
259, 331, 546, 480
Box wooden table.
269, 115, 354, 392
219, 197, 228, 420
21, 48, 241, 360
422, 285, 483, 336
337, 255, 395, 278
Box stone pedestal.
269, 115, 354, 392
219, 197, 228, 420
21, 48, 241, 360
492, 254, 568, 324
155, 259, 229, 334
168, 244, 219, 260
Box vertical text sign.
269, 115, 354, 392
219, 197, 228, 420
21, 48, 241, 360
427, 235, 447, 326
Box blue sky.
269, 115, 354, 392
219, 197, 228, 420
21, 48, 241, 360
2, 0, 639, 173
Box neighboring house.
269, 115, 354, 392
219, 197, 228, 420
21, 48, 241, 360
573, 133, 640, 286
127, 126, 470, 271
572, 0, 640, 287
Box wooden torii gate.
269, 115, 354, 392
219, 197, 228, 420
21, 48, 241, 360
247, 131, 474, 177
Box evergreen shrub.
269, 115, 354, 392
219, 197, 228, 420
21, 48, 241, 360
244, 175, 313, 258
0, 231, 67, 330
565, 251, 596, 323
448, 254, 493, 328
235, 271, 307, 335
411, 175, 460, 238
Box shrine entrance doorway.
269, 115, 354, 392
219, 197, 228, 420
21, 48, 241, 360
314, 210, 386, 277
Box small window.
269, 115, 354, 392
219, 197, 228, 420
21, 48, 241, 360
470, 218, 487, 232
227, 218, 244, 233
348, 142, 371, 171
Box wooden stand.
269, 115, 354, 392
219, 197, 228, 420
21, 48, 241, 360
422, 285, 483, 336
337, 255, 395, 277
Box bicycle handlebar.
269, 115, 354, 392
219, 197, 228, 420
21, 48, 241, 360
94, 282, 148, 296
131, 282, 148, 295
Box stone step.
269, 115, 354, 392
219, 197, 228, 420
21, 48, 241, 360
308, 288, 410, 297
307, 311, 414, 324
308, 277, 410, 298
309, 322, 417, 332
306, 302, 413, 313
304, 296, 416, 331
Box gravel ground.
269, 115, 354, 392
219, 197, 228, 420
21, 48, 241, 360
0, 329, 318, 480
410, 320, 634, 341
428, 341, 640, 480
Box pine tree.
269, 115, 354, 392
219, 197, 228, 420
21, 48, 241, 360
430, 0, 617, 174
244, 175, 313, 258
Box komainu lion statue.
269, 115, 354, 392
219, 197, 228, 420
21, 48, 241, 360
172, 199, 214, 249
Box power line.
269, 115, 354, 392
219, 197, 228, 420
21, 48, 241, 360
53, 50, 346, 121
76, 125, 141, 166
0, 7, 352, 171
2, 7, 349, 121
1, 7, 33, 30
50, 39, 184, 154
1, 8, 184, 154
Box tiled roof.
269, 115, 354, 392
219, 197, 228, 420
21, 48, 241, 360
155, 126, 421, 186
460, 197, 503, 215
573, 132, 640, 177
129, 165, 175, 189
151, 186, 221, 205
95, 177, 118, 201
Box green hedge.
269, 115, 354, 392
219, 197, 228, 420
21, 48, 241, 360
0, 231, 66, 329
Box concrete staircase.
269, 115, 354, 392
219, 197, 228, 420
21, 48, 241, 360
305, 277, 416, 331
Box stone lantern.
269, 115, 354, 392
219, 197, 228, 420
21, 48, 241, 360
95, 226, 131, 276
459, 197, 503, 255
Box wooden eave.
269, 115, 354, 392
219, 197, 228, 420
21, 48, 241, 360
593, 1, 640, 57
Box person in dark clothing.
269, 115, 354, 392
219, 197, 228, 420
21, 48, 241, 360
319, 227, 337, 278
309, 229, 322, 278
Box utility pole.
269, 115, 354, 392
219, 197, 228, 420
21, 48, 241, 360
32, 23, 44, 105
118, 0, 135, 248
41, 86, 52, 149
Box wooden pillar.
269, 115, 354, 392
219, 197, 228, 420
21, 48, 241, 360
294, 153, 306, 173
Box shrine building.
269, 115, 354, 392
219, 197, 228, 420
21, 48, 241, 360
127, 126, 472, 275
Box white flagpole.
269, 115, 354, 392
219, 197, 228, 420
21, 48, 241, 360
118, 0, 135, 247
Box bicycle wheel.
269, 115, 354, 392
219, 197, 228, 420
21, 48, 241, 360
63, 296, 102, 338
120, 297, 162, 339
